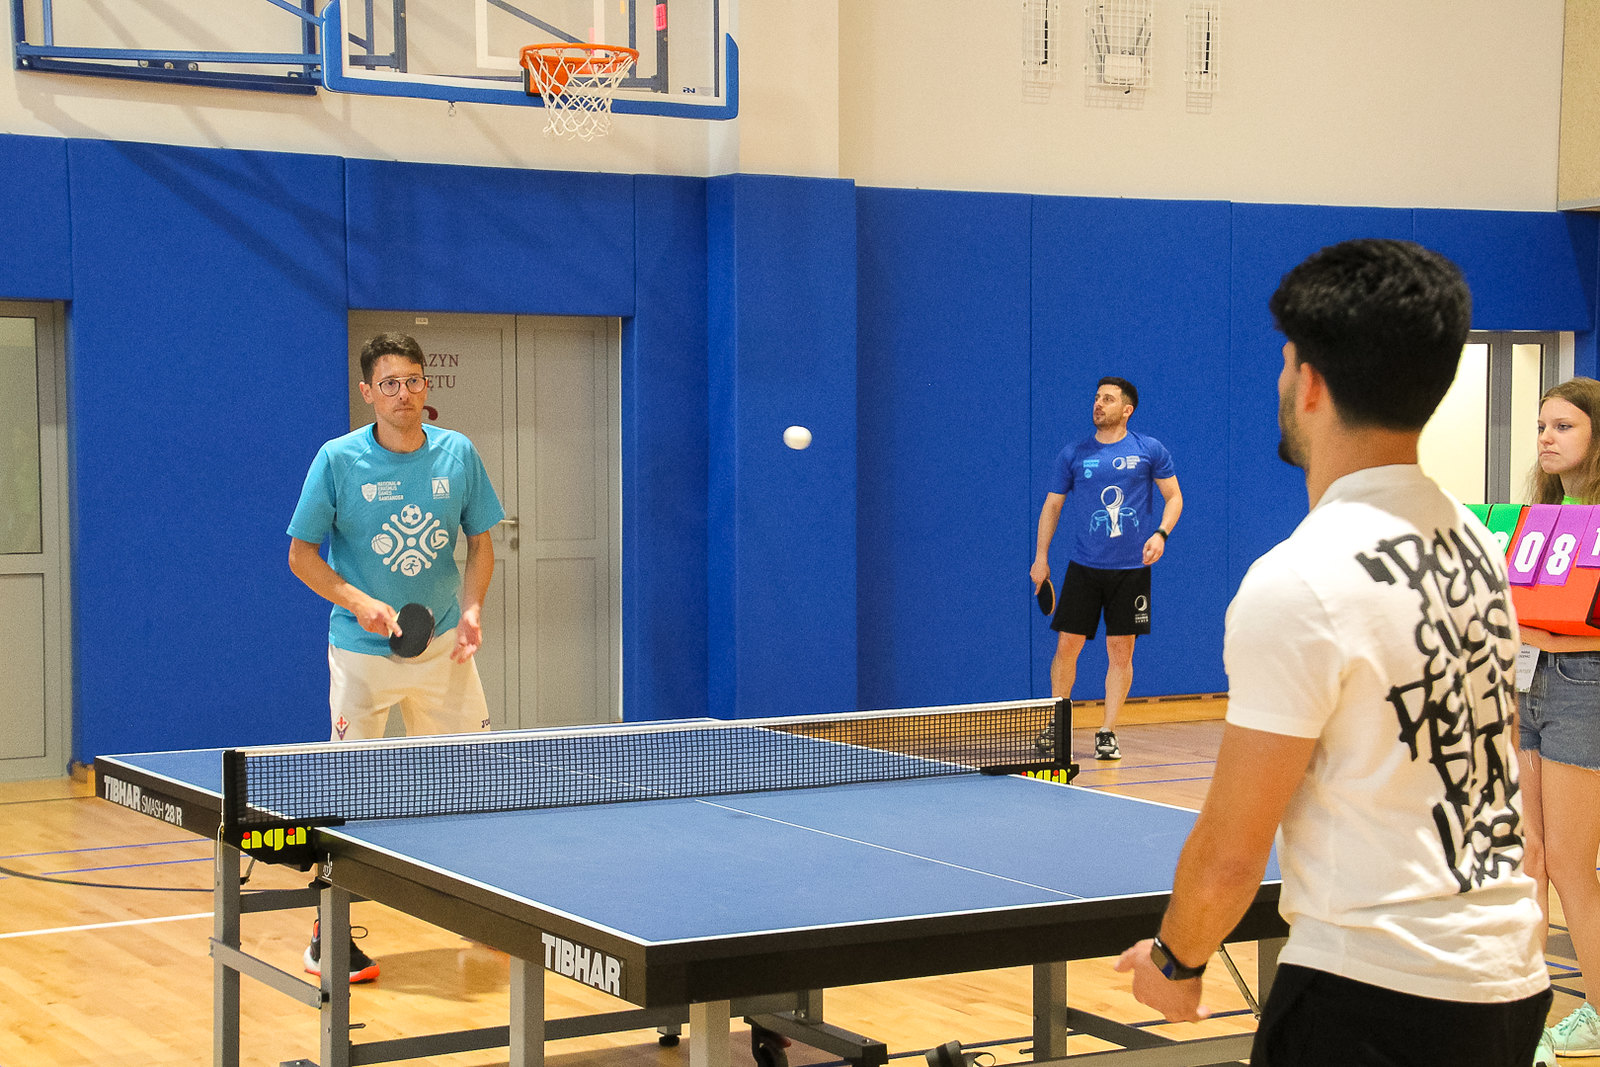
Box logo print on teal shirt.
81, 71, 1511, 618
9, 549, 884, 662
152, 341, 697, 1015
369, 503, 451, 577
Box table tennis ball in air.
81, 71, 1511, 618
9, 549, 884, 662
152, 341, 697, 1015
783, 425, 813, 450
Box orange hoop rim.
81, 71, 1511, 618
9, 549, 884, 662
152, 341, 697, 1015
520, 42, 639, 105
519, 42, 640, 77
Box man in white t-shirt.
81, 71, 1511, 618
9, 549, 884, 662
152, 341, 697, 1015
1115, 239, 1549, 1065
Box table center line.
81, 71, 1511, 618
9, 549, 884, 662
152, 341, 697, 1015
689, 793, 1080, 899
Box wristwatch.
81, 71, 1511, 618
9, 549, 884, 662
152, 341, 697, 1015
1149, 936, 1207, 980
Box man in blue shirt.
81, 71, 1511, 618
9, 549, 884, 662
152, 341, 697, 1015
1030, 377, 1182, 760
287, 332, 505, 981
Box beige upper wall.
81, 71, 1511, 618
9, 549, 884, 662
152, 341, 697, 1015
0, 0, 1567, 208
839, 0, 1565, 207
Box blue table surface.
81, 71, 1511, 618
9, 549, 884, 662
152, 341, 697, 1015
107, 747, 1279, 945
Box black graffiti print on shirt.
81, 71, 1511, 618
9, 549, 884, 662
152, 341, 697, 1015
1355, 524, 1522, 893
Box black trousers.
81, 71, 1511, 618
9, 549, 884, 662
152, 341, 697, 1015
1251, 964, 1551, 1067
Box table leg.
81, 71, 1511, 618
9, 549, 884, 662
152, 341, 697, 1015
1032, 961, 1069, 1060
319, 883, 353, 1067
213, 841, 242, 1067
795, 988, 823, 1023
690, 1000, 732, 1067
510, 956, 546, 1067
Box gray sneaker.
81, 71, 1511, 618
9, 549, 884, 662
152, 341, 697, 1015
303, 919, 380, 983
1093, 730, 1121, 761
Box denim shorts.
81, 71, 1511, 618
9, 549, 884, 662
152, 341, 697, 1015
1520, 651, 1600, 771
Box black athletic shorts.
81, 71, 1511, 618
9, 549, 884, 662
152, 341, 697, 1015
1050, 561, 1151, 638
1251, 964, 1550, 1067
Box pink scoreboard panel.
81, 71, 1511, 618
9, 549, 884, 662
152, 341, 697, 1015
1497, 504, 1600, 636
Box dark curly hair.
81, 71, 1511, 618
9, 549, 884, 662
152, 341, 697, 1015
1269, 239, 1471, 431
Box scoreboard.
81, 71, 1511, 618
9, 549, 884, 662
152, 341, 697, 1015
1470, 503, 1600, 636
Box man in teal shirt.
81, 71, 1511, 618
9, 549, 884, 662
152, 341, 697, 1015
287, 332, 505, 980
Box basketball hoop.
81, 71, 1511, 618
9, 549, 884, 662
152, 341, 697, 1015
520, 43, 640, 141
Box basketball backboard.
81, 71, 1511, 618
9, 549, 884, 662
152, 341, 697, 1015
12, 0, 736, 119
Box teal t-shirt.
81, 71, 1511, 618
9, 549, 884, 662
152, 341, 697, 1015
288, 424, 505, 655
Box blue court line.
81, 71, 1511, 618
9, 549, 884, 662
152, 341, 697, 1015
42, 857, 209, 876
1, 856, 209, 881
2, 839, 198, 861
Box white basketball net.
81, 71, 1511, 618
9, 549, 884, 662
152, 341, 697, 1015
521, 45, 639, 141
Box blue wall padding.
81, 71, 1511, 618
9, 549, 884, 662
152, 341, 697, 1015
856, 188, 1034, 710
1031, 197, 1234, 698
1414, 210, 1593, 332
1226, 207, 1600, 602
345, 159, 636, 315
11, 129, 1595, 763
707, 175, 859, 718
625, 175, 710, 720
1564, 214, 1600, 379
342, 162, 711, 724
1224, 204, 1417, 602
0, 135, 71, 299
66, 140, 349, 758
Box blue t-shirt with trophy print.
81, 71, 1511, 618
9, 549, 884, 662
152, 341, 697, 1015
288, 424, 505, 656
1048, 430, 1175, 570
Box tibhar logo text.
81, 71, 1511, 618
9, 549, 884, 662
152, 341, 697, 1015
541, 933, 623, 996
102, 776, 185, 827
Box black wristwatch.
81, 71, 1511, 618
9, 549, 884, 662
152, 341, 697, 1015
1149, 936, 1207, 980
1154, 528, 1169, 540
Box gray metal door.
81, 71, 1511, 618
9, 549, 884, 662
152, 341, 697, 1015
347, 312, 620, 730
514, 315, 622, 727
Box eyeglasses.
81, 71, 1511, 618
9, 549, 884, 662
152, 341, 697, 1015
374, 375, 427, 397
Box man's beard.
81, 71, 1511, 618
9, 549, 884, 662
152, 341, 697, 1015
1277, 387, 1306, 469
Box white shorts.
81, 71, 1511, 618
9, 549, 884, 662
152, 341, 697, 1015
327, 628, 491, 740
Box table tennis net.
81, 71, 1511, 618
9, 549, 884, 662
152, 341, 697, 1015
222, 698, 1069, 829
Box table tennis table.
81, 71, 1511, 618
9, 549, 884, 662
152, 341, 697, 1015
95, 699, 1285, 1067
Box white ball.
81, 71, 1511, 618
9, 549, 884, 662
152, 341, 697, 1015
783, 425, 813, 450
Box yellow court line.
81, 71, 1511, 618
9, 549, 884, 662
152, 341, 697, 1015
0, 911, 213, 940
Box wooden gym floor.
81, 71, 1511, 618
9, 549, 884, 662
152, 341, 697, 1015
0, 699, 1583, 1066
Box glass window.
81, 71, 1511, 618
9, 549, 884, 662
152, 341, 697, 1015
1420, 343, 1488, 503
0, 317, 42, 555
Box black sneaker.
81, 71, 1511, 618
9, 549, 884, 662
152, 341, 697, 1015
1093, 730, 1121, 761
303, 919, 380, 983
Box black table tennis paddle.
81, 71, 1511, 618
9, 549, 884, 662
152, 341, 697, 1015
1036, 577, 1055, 616
389, 602, 435, 658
